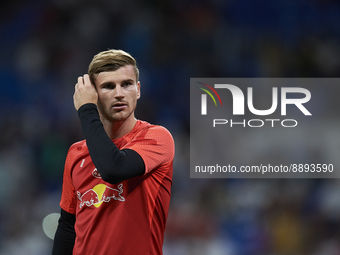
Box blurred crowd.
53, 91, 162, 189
0, 0, 340, 254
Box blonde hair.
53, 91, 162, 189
88, 49, 139, 84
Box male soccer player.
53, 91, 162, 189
52, 49, 175, 255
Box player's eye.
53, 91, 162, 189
122, 82, 133, 87
103, 84, 114, 89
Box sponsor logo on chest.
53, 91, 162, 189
76, 158, 125, 209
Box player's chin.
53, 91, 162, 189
110, 112, 131, 122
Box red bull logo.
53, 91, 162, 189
77, 183, 125, 209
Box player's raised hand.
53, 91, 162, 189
73, 74, 98, 110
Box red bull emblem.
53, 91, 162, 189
77, 183, 125, 209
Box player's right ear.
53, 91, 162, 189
137, 81, 141, 99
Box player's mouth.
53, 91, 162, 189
112, 102, 127, 110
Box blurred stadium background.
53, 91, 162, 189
1, 0, 340, 254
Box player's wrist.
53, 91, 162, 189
77, 103, 98, 113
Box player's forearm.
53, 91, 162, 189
77, 103, 145, 184
52, 209, 76, 255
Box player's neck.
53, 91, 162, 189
102, 114, 137, 140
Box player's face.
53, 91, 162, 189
94, 65, 140, 123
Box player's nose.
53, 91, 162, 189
114, 85, 124, 98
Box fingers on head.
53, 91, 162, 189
83, 74, 91, 86
78, 76, 84, 85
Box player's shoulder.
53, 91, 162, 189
63, 140, 88, 170
67, 139, 88, 157
136, 120, 174, 140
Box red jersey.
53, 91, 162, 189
60, 120, 175, 255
